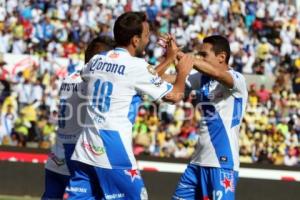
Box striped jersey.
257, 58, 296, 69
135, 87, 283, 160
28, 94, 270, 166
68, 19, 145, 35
187, 69, 248, 171
71, 48, 173, 169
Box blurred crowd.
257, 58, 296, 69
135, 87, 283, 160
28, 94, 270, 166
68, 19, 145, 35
0, 0, 299, 166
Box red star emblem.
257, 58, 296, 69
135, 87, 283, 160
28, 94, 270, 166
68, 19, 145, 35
222, 178, 234, 193
223, 178, 231, 189
124, 169, 140, 182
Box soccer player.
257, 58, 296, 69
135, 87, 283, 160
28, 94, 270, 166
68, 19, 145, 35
172, 35, 248, 200
42, 36, 115, 200
67, 12, 193, 199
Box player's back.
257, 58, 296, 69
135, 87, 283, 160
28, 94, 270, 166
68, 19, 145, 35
82, 49, 143, 133
57, 72, 85, 142
46, 72, 85, 175
72, 48, 173, 169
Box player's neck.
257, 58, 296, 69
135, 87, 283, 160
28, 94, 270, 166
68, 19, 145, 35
221, 64, 229, 71
117, 45, 136, 57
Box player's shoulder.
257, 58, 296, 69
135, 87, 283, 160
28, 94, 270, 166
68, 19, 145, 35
228, 69, 248, 96
128, 57, 151, 73
130, 56, 148, 66
231, 70, 247, 90
228, 69, 246, 81
62, 72, 83, 84
90, 50, 111, 61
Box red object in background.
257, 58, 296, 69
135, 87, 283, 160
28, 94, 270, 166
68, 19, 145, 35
63, 43, 78, 57
179, 126, 195, 139
0, 67, 9, 81
22, 19, 33, 40
55, 67, 68, 79
0, 151, 48, 163
124, 2, 132, 12
257, 89, 270, 103
252, 19, 263, 31
281, 176, 296, 182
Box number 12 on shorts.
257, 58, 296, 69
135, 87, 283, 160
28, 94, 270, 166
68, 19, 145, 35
212, 190, 223, 200
92, 79, 113, 113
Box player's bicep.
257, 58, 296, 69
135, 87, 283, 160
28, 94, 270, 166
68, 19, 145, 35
135, 65, 173, 101
217, 71, 234, 89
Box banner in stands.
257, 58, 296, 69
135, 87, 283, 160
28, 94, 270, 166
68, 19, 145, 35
1, 53, 275, 89
2, 53, 84, 78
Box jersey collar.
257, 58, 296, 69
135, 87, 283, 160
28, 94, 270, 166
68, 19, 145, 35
114, 47, 129, 54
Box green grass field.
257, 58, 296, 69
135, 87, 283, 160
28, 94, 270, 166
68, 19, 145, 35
0, 195, 39, 200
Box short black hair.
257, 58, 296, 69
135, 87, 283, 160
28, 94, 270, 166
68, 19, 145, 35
113, 12, 147, 46
203, 35, 231, 64
85, 36, 115, 63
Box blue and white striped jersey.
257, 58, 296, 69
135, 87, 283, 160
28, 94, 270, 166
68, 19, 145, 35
187, 69, 248, 171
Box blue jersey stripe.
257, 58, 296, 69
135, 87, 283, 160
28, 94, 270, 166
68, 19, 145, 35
231, 97, 243, 128
200, 75, 234, 169
127, 94, 142, 124
157, 83, 173, 100
203, 111, 234, 168
99, 130, 132, 168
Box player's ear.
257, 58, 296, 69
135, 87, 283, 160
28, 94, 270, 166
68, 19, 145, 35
132, 35, 140, 48
218, 52, 226, 64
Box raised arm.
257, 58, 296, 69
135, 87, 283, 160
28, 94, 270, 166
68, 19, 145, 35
193, 58, 234, 89
162, 54, 194, 103
155, 35, 179, 77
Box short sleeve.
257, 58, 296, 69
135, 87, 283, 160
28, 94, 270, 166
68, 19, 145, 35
134, 63, 173, 101
228, 70, 247, 96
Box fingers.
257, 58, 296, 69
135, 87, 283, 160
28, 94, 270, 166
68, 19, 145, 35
170, 40, 179, 52
178, 53, 193, 63
177, 54, 194, 74
158, 33, 174, 44
177, 51, 185, 60
165, 33, 173, 43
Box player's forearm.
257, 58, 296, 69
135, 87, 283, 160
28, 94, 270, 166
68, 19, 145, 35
193, 59, 234, 88
163, 72, 187, 103
161, 73, 177, 84
193, 59, 220, 79
155, 57, 173, 76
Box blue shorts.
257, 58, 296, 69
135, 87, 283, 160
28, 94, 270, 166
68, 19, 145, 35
42, 144, 76, 199
66, 161, 148, 200
173, 164, 239, 200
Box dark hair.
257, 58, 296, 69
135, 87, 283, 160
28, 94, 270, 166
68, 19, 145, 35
113, 12, 147, 46
203, 35, 231, 64
84, 36, 115, 63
